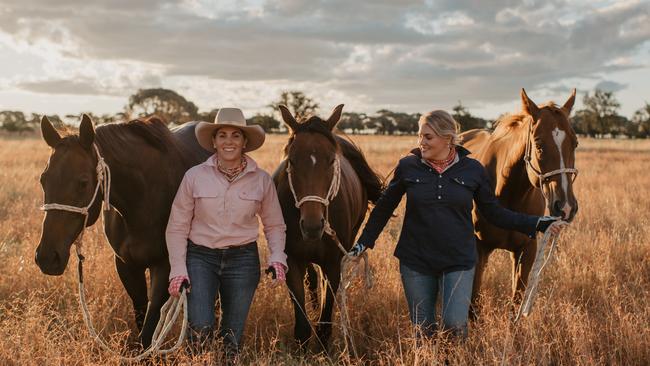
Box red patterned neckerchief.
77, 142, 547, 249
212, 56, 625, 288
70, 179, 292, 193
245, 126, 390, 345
425, 147, 456, 174
217, 156, 247, 182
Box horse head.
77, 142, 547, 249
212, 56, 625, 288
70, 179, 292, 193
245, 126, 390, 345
35, 114, 103, 275
280, 104, 344, 241
521, 88, 579, 221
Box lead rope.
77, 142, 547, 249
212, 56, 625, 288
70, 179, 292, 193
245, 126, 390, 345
286, 156, 373, 358
41, 143, 188, 361
500, 220, 568, 365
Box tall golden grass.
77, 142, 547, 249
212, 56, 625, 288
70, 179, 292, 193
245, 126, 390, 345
0, 134, 648, 365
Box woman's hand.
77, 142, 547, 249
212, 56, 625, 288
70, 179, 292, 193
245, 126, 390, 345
265, 262, 287, 287
168, 275, 190, 297
536, 216, 569, 235
347, 242, 366, 257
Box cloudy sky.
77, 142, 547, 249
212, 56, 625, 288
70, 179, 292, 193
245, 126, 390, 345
0, 0, 648, 120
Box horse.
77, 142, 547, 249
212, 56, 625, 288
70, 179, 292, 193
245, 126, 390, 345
272, 104, 383, 349
459, 89, 579, 316
35, 114, 210, 348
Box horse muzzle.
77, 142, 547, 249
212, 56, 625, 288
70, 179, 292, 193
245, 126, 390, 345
35, 245, 70, 276
299, 217, 326, 241
550, 199, 578, 222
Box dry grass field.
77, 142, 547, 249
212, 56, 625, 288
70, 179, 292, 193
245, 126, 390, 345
0, 133, 648, 365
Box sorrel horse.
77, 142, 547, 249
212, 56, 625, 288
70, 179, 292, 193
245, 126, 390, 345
273, 105, 383, 348
35, 114, 210, 348
460, 89, 579, 315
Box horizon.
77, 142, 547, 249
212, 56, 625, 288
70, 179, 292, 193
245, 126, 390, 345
0, 0, 648, 120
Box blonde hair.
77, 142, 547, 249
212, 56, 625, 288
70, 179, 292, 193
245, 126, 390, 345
418, 110, 460, 145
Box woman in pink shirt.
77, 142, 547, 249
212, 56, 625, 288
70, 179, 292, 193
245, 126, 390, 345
166, 108, 287, 358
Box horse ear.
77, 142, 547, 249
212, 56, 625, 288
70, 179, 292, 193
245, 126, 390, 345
521, 88, 540, 122
325, 104, 344, 130
279, 105, 299, 132
79, 114, 95, 150
561, 88, 577, 116
41, 115, 62, 148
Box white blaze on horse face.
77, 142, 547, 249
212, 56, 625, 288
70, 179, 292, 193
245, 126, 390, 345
552, 127, 572, 218
310, 154, 317, 166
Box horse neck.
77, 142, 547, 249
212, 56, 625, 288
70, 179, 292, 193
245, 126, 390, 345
483, 119, 536, 198
95, 139, 182, 226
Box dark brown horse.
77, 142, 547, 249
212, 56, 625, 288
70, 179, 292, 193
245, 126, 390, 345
460, 89, 579, 315
272, 105, 382, 348
35, 114, 210, 348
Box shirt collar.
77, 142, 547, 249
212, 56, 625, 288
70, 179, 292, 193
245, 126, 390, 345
205, 154, 258, 174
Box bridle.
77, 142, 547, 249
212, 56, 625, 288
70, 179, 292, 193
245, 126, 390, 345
286, 154, 341, 210
40, 143, 112, 249
523, 118, 578, 200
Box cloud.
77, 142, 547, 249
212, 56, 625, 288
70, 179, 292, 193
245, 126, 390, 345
594, 80, 628, 93
0, 0, 647, 116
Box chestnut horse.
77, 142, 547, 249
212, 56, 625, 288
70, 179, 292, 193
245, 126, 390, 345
273, 105, 383, 348
460, 89, 579, 315
35, 115, 210, 348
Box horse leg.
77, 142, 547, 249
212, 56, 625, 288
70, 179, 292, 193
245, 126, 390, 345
286, 258, 310, 348
138, 262, 171, 349
114, 256, 148, 332
315, 261, 341, 352
511, 239, 537, 308
470, 241, 492, 320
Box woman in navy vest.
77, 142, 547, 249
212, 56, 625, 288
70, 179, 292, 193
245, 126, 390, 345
348, 110, 565, 339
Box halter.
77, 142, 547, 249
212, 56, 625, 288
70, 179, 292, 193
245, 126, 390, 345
40, 143, 112, 250
286, 154, 342, 209
523, 118, 578, 200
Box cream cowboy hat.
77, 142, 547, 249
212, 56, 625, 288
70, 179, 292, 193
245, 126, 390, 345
195, 107, 265, 153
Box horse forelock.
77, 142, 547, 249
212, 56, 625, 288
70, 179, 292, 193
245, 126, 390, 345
282, 117, 339, 157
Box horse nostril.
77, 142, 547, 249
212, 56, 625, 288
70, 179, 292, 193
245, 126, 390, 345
553, 200, 563, 214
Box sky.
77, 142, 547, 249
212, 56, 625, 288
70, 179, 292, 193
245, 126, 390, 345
0, 0, 648, 120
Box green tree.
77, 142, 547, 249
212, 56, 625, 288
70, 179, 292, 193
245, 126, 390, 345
126, 88, 199, 124
630, 103, 650, 138
574, 89, 622, 137
268, 91, 319, 120
197, 108, 220, 123
365, 110, 396, 135
338, 112, 366, 134
0, 111, 36, 133
248, 114, 280, 132
452, 101, 488, 131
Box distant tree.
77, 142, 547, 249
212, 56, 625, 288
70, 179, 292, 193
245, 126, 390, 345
366, 110, 396, 135
573, 89, 622, 137
197, 108, 220, 123
452, 101, 488, 131
338, 112, 367, 134
126, 88, 199, 124
629, 103, 650, 138
0, 111, 35, 133
268, 91, 319, 120
248, 114, 280, 133
65, 112, 119, 125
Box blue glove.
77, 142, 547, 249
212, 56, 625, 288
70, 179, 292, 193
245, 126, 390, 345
347, 242, 366, 257
536, 216, 559, 233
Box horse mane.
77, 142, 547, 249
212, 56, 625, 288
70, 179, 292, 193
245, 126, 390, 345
492, 102, 576, 142
282, 116, 384, 203
94, 116, 191, 168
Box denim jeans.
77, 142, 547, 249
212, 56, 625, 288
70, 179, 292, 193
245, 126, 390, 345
186, 240, 260, 354
400, 262, 475, 339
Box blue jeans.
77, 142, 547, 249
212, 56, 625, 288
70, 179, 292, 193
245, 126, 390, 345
186, 241, 260, 354
400, 263, 475, 338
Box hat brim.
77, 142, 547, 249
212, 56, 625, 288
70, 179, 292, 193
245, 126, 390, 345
195, 122, 265, 153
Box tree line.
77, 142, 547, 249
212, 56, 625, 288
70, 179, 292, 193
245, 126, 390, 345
1, 88, 648, 138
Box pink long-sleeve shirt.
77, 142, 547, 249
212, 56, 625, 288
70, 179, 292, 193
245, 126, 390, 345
166, 154, 287, 279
